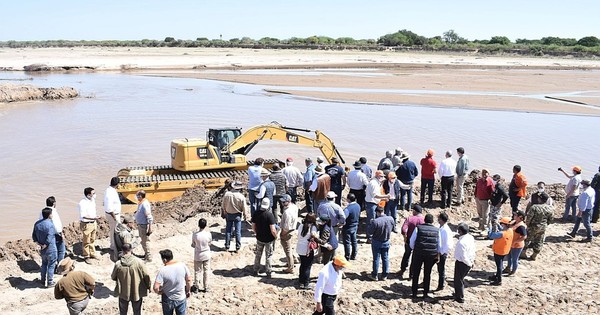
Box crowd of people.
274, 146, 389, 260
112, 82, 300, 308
29, 149, 600, 314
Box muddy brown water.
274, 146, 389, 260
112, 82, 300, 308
0, 71, 599, 244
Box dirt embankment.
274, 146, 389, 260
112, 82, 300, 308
0, 83, 78, 103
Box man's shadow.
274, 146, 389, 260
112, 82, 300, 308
5, 276, 42, 290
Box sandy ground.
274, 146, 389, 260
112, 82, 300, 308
2, 47, 600, 115
1, 176, 600, 314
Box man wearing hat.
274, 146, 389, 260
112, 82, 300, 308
54, 257, 96, 315
313, 255, 350, 315
365, 170, 390, 243
310, 165, 331, 211
325, 157, 346, 206
419, 149, 437, 206
255, 168, 275, 218
316, 156, 327, 170
222, 180, 249, 252
487, 217, 514, 286
568, 179, 596, 242
104, 176, 122, 261
252, 198, 278, 278
560, 165, 582, 222
114, 214, 139, 259
279, 194, 299, 273
395, 152, 419, 211
303, 158, 317, 213
283, 157, 303, 203
347, 160, 368, 211
317, 191, 346, 235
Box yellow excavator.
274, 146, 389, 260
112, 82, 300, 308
116, 122, 344, 203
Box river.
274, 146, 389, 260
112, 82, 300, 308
1, 71, 599, 244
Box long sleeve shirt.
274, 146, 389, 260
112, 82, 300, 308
283, 165, 304, 188
456, 155, 470, 176
222, 190, 249, 217
438, 223, 454, 255
578, 187, 596, 211
32, 219, 57, 250
314, 262, 343, 302
39, 207, 63, 233
454, 234, 476, 267
104, 186, 122, 215
401, 214, 425, 238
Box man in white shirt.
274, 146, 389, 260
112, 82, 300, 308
454, 222, 476, 303
78, 187, 100, 263
279, 194, 299, 273
282, 157, 303, 203
347, 161, 369, 211
438, 151, 457, 209
313, 255, 350, 315
436, 213, 453, 291
41, 196, 65, 262
364, 170, 390, 243
104, 177, 122, 260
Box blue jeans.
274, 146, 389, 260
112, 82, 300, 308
225, 213, 242, 250
571, 210, 593, 239
249, 190, 258, 217
41, 249, 57, 285
342, 226, 358, 260
287, 187, 298, 203
493, 253, 505, 283
400, 187, 413, 210
506, 247, 523, 272
161, 295, 186, 315
371, 239, 390, 277
384, 199, 398, 229
365, 202, 377, 241
56, 235, 66, 263
563, 196, 579, 220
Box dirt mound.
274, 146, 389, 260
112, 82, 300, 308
0, 83, 78, 103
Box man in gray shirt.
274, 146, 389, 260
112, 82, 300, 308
367, 207, 395, 281
153, 249, 191, 315
455, 147, 470, 205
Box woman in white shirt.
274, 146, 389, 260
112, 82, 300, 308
296, 213, 318, 289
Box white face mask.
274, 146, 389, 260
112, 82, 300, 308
538, 188, 545, 193
492, 180, 498, 185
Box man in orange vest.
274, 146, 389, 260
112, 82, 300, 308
505, 211, 527, 276
487, 217, 514, 285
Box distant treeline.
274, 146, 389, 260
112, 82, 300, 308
2, 29, 599, 57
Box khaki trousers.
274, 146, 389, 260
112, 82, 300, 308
80, 221, 97, 258
194, 259, 211, 290
280, 232, 296, 269
476, 199, 491, 230
456, 175, 466, 203
106, 213, 120, 252
137, 224, 151, 259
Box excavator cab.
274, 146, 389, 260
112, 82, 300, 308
207, 128, 242, 151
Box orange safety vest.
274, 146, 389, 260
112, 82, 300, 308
511, 221, 527, 249
492, 228, 513, 255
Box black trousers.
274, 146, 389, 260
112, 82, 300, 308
440, 176, 454, 208
313, 293, 337, 315
400, 243, 413, 277
437, 253, 447, 288
592, 191, 600, 223
411, 253, 436, 296
453, 261, 471, 301
349, 189, 366, 211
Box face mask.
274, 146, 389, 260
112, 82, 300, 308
538, 188, 545, 193
492, 180, 498, 185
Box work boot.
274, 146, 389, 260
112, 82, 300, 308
502, 267, 511, 274
519, 251, 528, 259
566, 232, 576, 238
530, 252, 538, 261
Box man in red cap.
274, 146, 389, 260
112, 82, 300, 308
419, 149, 437, 206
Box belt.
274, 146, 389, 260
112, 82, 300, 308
80, 221, 94, 224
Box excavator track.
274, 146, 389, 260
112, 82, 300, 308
116, 159, 281, 204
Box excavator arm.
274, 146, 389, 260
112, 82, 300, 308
224, 122, 344, 164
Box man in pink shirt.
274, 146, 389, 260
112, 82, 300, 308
399, 205, 425, 279
474, 169, 495, 231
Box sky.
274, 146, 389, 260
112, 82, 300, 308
1, 0, 598, 42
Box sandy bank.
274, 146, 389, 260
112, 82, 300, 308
0, 83, 78, 103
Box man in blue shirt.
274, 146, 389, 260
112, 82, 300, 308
303, 158, 316, 213
342, 193, 360, 261
325, 157, 346, 206
568, 180, 596, 242
32, 207, 58, 288
367, 206, 395, 281
395, 152, 419, 210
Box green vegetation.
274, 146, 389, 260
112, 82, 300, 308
1, 29, 598, 57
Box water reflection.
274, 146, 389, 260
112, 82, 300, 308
0, 72, 599, 243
